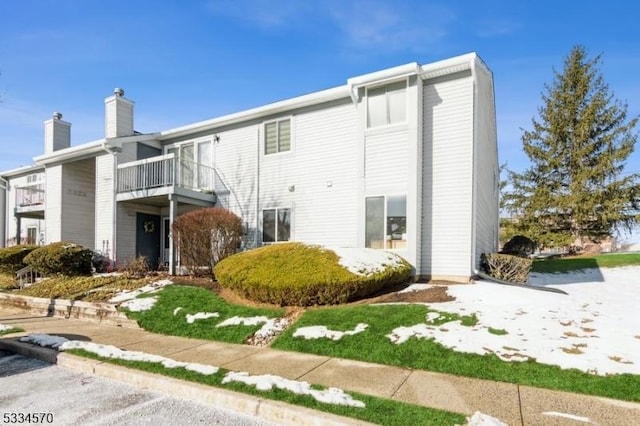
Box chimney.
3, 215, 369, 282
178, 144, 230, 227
105, 88, 134, 138
44, 112, 71, 153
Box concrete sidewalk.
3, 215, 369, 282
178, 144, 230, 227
1, 308, 639, 425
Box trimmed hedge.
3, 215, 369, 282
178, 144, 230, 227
481, 252, 532, 284
214, 242, 412, 306
0, 245, 38, 273
24, 241, 93, 276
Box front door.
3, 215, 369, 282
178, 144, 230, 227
136, 213, 161, 270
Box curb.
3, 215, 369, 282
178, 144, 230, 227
0, 339, 373, 426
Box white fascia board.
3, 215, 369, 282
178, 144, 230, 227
347, 62, 421, 88
0, 164, 45, 178
419, 52, 479, 80
158, 86, 350, 140
33, 133, 159, 165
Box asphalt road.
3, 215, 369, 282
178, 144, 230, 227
0, 350, 272, 426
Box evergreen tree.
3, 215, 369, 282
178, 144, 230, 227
505, 46, 640, 248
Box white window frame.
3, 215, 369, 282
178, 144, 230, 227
261, 207, 292, 243
364, 194, 407, 250
366, 79, 408, 129
164, 137, 214, 189
263, 117, 293, 156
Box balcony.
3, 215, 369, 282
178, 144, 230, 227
15, 181, 45, 218
116, 153, 217, 205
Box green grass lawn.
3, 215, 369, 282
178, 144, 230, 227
68, 348, 465, 426
120, 282, 640, 403
0, 326, 23, 336
531, 252, 640, 273
123, 285, 285, 344
270, 304, 640, 402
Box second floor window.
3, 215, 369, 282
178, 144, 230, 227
367, 81, 407, 128
265, 118, 291, 155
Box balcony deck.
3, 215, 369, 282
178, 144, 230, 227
14, 182, 45, 218
116, 154, 217, 205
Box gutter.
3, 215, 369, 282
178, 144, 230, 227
0, 176, 7, 248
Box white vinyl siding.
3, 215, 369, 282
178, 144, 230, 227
473, 65, 499, 266
364, 129, 409, 192
95, 153, 116, 259
60, 159, 96, 249
421, 73, 474, 278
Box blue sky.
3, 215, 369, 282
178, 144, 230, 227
1, 0, 639, 181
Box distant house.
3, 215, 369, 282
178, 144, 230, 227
0, 53, 499, 282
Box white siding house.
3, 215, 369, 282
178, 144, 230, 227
0, 52, 498, 281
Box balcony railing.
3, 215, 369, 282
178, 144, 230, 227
116, 153, 216, 194
16, 182, 45, 207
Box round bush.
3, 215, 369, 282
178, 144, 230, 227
24, 241, 93, 276
214, 242, 412, 306
0, 245, 38, 273
502, 235, 536, 258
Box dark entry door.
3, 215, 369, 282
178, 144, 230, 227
136, 213, 161, 269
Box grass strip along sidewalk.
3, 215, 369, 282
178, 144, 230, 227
67, 348, 465, 426
531, 253, 640, 273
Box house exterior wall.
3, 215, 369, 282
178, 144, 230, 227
44, 165, 63, 243
472, 62, 499, 269
95, 153, 116, 260
4, 171, 45, 246
59, 159, 96, 249
421, 71, 474, 279
117, 202, 162, 264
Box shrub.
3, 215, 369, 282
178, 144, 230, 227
24, 241, 93, 277
0, 245, 38, 273
481, 252, 532, 284
502, 235, 536, 258
120, 256, 151, 278
214, 242, 412, 306
172, 207, 243, 277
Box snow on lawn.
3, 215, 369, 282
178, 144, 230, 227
293, 323, 368, 341
326, 246, 406, 276
465, 411, 507, 426
388, 266, 640, 376
215, 315, 270, 328
0, 324, 17, 332
20, 333, 364, 408
222, 371, 365, 408
120, 296, 157, 312
186, 312, 220, 324
109, 279, 173, 303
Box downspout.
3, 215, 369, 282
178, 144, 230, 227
254, 127, 260, 247
101, 140, 119, 269
0, 176, 8, 248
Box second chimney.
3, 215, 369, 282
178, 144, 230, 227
105, 88, 134, 138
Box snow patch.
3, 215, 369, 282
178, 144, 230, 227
58, 340, 219, 375
542, 411, 593, 423
109, 279, 173, 303
120, 296, 157, 312
253, 318, 288, 338
293, 323, 368, 340
399, 283, 433, 293
0, 324, 16, 332
20, 334, 69, 349
173, 307, 183, 316
326, 246, 406, 276
185, 312, 220, 324
465, 411, 508, 426
215, 316, 270, 328
222, 371, 365, 408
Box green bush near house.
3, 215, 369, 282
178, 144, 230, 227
24, 241, 93, 276
0, 244, 38, 273
214, 242, 412, 306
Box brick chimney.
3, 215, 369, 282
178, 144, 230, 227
44, 112, 71, 153
105, 88, 134, 138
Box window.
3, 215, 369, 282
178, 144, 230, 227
367, 81, 407, 128
263, 208, 291, 243
264, 118, 291, 155
166, 138, 213, 190
365, 195, 406, 249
